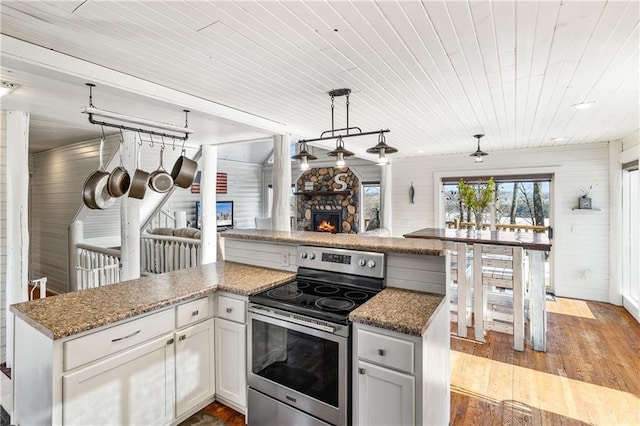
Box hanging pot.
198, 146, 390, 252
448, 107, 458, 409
107, 133, 131, 197
170, 148, 198, 188
148, 145, 174, 193
82, 136, 115, 210
128, 142, 150, 199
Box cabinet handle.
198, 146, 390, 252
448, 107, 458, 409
358, 368, 366, 375
378, 349, 386, 356
192, 310, 199, 316
167, 338, 174, 345
226, 307, 233, 313
179, 335, 186, 341
111, 330, 141, 343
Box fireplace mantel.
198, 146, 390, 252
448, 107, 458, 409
294, 190, 353, 197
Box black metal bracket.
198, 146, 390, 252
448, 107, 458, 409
299, 128, 390, 144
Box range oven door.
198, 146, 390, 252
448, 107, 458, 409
247, 306, 349, 426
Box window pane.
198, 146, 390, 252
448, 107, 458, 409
363, 183, 381, 231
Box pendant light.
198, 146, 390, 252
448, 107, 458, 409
469, 134, 488, 163
294, 89, 395, 168
367, 131, 398, 166
291, 141, 317, 170
327, 136, 354, 167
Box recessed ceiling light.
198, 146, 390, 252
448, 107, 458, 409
0, 81, 20, 98
571, 101, 596, 110
417, 149, 425, 154
550, 137, 566, 142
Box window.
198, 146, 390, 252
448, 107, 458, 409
362, 182, 380, 231
622, 162, 639, 314
443, 175, 551, 232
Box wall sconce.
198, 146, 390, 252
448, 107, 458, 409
469, 134, 488, 163
293, 88, 396, 168
291, 141, 317, 170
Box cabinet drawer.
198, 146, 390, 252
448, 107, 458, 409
64, 309, 174, 371
357, 329, 414, 374
216, 295, 246, 324
176, 297, 210, 329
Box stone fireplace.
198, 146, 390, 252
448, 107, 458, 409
295, 167, 360, 233
311, 209, 342, 233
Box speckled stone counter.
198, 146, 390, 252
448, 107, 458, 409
349, 287, 446, 336
222, 229, 445, 256
10, 261, 295, 340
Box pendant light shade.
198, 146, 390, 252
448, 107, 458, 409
367, 132, 398, 166
327, 136, 354, 167
291, 141, 317, 170
470, 134, 488, 163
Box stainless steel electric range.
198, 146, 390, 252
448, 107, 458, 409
247, 246, 385, 426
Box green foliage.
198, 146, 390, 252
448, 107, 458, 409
457, 177, 495, 211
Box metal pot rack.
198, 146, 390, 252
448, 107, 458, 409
82, 83, 194, 142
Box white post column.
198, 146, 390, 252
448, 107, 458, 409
120, 131, 140, 280
609, 140, 623, 305
68, 220, 84, 292
201, 144, 218, 264
6, 111, 30, 368
380, 164, 393, 234
271, 134, 291, 231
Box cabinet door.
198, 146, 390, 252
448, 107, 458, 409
356, 360, 415, 426
175, 318, 215, 417
215, 317, 247, 409
63, 334, 175, 425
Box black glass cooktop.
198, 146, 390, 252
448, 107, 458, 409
249, 279, 381, 325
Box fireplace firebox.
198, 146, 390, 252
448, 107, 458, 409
311, 209, 342, 233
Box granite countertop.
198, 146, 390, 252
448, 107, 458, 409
10, 261, 295, 340
349, 287, 446, 336
222, 229, 445, 256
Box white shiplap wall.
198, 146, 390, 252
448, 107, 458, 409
30, 135, 119, 294
166, 159, 264, 230
0, 112, 7, 363
391, 142, 611, 302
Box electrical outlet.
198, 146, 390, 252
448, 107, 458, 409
281, 251, 290, 267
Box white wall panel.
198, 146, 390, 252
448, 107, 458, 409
30, 135, 119, 294
0, 112, 7, 363
392, 142, 610, 302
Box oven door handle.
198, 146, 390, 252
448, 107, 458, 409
248, 307, 336, 334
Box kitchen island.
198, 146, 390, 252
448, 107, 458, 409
10, 261, 295, 426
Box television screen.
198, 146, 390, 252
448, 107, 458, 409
195, 201, 233, 229
216, 201, 233, 228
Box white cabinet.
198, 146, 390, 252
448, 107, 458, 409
176, 318, 215, 417
214, 293, 248, 413
63, 334, 175, 425
352, 303, 450, 426
356, 360, 415, 426
215, 317, 247, 408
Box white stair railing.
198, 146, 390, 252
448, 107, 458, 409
141, 234, 201, 275
76, 244, 122, 290
148, 209, 176, 230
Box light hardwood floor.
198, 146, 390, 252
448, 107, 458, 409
451, 297, 640, 425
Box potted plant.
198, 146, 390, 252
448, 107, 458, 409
457, 177, 495, 230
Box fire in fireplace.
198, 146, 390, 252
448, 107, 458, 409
312, 209, 342, 233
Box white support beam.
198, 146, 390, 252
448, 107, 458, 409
6, 111, 30, 368
120, 131, 140, 280
201, 145, 218, 264
271, 134, 292, 232
380, 164, 393, 234
68, 220, 83, 292
1, 35, 289, 135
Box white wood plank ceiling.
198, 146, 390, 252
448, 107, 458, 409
1, 0, 638, 158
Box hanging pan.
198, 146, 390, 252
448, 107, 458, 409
128, 136, 150, 199
171, 141, 198, 188
148, 144, 174, 193
107, 130, 131, 197
82, 132, 115, 209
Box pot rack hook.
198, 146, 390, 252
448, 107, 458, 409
171, 136, 176, 151
136, 131, 143, 147
184, 109, 190, 129
100, 124, 106, 141
118, 128, 125, 144
149, 134, 155, 148
160, 135, 166, 149
86, 83, 96, 108
180, 137, 187, 154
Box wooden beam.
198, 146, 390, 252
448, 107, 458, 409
271, 134, 291, 232
5, 110, 30, 368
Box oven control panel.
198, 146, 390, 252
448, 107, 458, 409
297, 246, 385, 279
